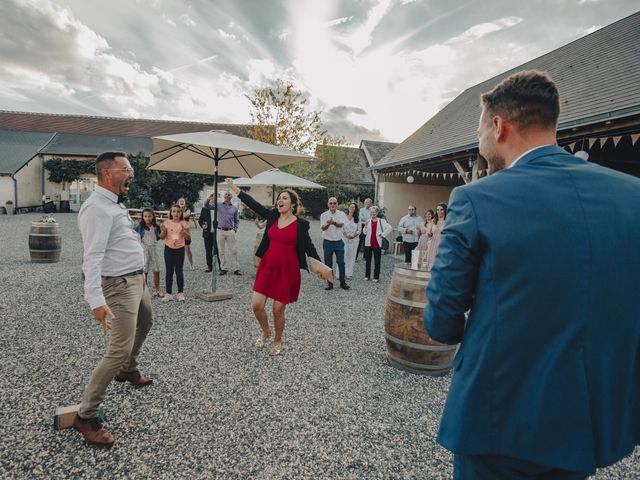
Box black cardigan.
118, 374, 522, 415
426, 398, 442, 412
238, 191, 321, 271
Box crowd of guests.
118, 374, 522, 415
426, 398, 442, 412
132, 192, 448, 302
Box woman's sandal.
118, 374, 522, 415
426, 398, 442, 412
270, 342, 282, 356
255, 333, 270, 348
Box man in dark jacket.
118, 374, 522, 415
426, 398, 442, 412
198, 193, 215, 272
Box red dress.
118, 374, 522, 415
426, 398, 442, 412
253, 220, 301, 304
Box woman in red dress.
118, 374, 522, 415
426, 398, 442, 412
226, 178, 325, 355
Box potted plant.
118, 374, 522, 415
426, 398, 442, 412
5, 200, 14, 215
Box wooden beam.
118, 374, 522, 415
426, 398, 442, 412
452, 160, 469, 184
472, 155, 486, 181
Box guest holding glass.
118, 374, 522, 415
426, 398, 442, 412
334, 202, 360, 281
424, 203, 447, 270
416, 209, 435, 267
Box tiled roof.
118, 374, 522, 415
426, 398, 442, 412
314, 144, 375, 184
0, 111, 250, 138
0, 130, 55, 175
375, 11, 640, 170
359, 140, 399, 166
40, 133, 151, 157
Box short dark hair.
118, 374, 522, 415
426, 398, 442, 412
480, 70, 559, 132
96, 152, 127, 179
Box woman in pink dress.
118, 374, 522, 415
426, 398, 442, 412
225, 178, 325, 356
424, 203, 447, 270
416, 209, 435, 253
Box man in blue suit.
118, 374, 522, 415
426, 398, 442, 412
424, 70, 640, 479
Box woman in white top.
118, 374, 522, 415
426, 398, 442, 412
334, 202, 361, 280
362, 206, 393, 282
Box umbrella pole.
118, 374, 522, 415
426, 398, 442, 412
196, 152, 232, 302
211, 165, 219, 292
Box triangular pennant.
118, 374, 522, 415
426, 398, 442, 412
598, 137, 608, 148
567, 142, 576, 152
631, 134, 640, 146
613, 136, 622, 147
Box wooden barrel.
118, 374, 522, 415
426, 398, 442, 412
29, 222, 61, 263
385, 263, 457, 375
253, 231, 264, 269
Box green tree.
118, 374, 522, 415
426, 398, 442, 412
44, 158, 94, 188
126, 152, 210, 209
245, 80, 326, 154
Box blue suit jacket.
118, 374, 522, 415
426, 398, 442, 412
424, 145, 640, 473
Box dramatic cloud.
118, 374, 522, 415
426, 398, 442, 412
322, 106, 385, 145
0, 0, 637, 143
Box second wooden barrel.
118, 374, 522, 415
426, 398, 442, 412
385, 263, 457, 376
29, 222, 61, 263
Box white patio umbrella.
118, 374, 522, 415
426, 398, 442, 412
148, 130, 312, 301
233, 168, 325, 204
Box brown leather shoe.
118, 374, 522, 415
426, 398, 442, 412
114, 370, 153, 387
73, 414, 114, 447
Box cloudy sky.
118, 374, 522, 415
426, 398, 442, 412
0, 0, 637, 144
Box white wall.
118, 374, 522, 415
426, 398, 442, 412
0, 176, 14, 206
15, 156, 43, 207
378, 180, 454, 226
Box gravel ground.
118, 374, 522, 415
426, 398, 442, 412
0, 213, 637, 479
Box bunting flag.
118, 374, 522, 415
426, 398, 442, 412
382, 133, 637, 181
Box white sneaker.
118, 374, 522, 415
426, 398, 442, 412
162, 294, 173, 302
364, 277, 370, 281
176, 293, 186, 301
373, 279, 379, 283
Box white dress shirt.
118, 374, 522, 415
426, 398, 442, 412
78, 185, 145, 309
398, 214, 423, 243
359, 207, 371, 224
320, 210, 348, 241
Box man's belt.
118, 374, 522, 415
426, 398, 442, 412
103, 269, 144, 279
218, 227, 233, 231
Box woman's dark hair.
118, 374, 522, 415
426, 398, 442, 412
277, 189, 302, 215
347, 202, 359, 224
139, 208, 158, 230
435, 203, 447, 224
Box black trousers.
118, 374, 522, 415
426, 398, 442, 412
164, 246, 185, 294
203, 232, 214, 268
403, 241, 418, 263
364, 246, 382, 280
356, 230, 366, 260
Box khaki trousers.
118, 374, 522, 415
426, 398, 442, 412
79, 274, 153, 418
217, 229, 239, 271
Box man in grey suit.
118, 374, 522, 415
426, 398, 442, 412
425, 71, 640, 479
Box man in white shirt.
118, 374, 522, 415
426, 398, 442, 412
320, 197, 350, 290
356, 198, 372, 261
398, 204, 423, 263
74, 152, 153, 447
